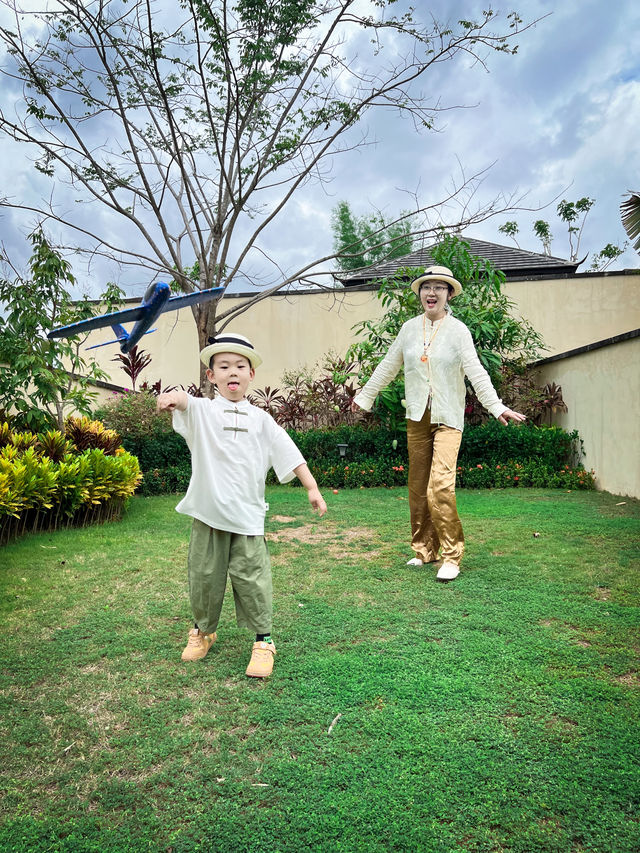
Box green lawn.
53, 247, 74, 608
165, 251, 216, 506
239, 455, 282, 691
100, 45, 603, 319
1, 487, 639, 853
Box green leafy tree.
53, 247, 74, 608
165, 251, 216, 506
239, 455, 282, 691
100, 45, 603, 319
348, 234, 544, 427
500, 197, 625, 269
533, 219, 552, 255
0, 0, 533, 387
498, 221, 520, 248
589, 243, 626, 272
556, 197, 594, 262
0, 232, 122, 430
332, 201, 416, 272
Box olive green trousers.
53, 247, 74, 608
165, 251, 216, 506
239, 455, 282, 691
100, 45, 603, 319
406, 407, 464, 566
187, 519, 272, 636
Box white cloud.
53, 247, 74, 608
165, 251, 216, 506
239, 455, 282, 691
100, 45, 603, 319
1, 0, 638, 295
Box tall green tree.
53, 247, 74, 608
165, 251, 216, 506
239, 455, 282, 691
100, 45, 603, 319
332, 201, 415, 272
0, 0, 533, 386
0, 232, 121, 430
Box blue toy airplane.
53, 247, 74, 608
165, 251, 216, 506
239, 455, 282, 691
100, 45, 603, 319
47, 281, 224, 354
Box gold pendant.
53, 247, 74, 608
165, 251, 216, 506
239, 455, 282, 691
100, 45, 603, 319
421, 355, 428, 363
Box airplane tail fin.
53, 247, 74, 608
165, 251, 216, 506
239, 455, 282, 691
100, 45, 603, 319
86, 324, 156, 351
86, 323, 128, 350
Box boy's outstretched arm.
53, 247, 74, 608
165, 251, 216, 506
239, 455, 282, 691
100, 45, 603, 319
293, 463, 327, 517
156, 389, 189, 413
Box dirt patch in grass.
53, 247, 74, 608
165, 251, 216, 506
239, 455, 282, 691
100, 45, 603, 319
546, 714, 579, 735
594, 586, 611, 601
267, 523, 375, 544
617, 671, 639, 687
267, 523, 382, 562
271, 515, 296, 523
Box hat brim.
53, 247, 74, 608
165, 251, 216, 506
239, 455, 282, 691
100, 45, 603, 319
411, 273, 462, 298
200, 343, 262, 369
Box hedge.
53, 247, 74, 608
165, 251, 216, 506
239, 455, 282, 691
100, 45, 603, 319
0, 422, 142, 544
127, 420, 593, 494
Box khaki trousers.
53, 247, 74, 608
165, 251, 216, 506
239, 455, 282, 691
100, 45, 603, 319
406, 408, 464, 566
187, 519, 273, 635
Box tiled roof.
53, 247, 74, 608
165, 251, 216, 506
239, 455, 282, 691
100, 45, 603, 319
334, 237, 579, 285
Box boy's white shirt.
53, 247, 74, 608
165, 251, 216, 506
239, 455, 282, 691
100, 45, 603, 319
172, 396, 305, 535
353, 313, 505, 431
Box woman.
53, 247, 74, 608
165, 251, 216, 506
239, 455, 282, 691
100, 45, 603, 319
351, 265, 525, 582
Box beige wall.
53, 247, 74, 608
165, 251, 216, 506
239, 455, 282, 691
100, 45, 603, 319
533, 336, 640, 499
503, 271, 640, 357
89, 286, 388, 391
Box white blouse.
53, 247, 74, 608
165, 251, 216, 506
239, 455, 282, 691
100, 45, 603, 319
353, 313, 506, 431
173, 396, 305, 535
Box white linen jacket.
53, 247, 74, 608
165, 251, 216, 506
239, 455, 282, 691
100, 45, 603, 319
353, 313, 506, 431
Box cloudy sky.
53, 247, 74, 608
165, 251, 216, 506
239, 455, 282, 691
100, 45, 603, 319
0, 0, 638, 297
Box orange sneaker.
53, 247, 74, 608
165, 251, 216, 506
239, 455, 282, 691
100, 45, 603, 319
181, 628, 217, 661
245, 641, 276, 678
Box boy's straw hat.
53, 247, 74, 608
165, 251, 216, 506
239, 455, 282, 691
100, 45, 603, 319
410, 265, 462, 298
200, 332, 263, 369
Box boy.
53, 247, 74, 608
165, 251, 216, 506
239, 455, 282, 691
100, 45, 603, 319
156, 332, 327, 678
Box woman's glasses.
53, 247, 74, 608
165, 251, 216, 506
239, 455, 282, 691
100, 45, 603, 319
420, 284, 449, 294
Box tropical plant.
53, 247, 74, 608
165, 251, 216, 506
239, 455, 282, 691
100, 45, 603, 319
112, 345, 152, 392
249, 353, 359, 430
0, 421, 141, 543
0, 231, 123, 431
621, 191, 640, 253
64, 416, 122, 456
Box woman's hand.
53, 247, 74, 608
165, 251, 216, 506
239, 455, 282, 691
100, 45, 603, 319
498, 408, 526, 425
350, 399, 362, 414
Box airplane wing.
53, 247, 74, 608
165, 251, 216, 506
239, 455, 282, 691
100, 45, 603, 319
48, 285, 224, 341
160, 285, 225, 313
47, 305, 146, 339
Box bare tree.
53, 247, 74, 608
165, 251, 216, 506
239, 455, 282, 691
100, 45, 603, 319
0, 0, 536, 385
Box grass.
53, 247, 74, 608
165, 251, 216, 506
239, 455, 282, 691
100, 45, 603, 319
1, 487, 639, 853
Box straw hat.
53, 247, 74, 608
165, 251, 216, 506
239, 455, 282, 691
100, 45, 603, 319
200, 332, 263, 369
410, 265, 462, 298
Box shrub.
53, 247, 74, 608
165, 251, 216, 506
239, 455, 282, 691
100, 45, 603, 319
0, 422, 142, 544
275, 458, 595, 491
94, 389, 189, 471
94, 389, 172, 441
64, 416, 122, 455
93, 399, 590, 495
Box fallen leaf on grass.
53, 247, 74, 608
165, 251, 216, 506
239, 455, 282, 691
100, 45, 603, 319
328, 713, 342, 735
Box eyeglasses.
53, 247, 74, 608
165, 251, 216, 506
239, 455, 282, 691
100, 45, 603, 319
420, 284, 449, 294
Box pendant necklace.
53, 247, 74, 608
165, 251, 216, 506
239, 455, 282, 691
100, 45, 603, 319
421, 313, 444, 363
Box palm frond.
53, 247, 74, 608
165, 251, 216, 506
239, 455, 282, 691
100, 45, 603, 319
620, 191, 640, 252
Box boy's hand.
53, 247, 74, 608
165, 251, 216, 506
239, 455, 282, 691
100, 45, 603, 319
156, 390, 188, 413
308, 487, 327, 517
